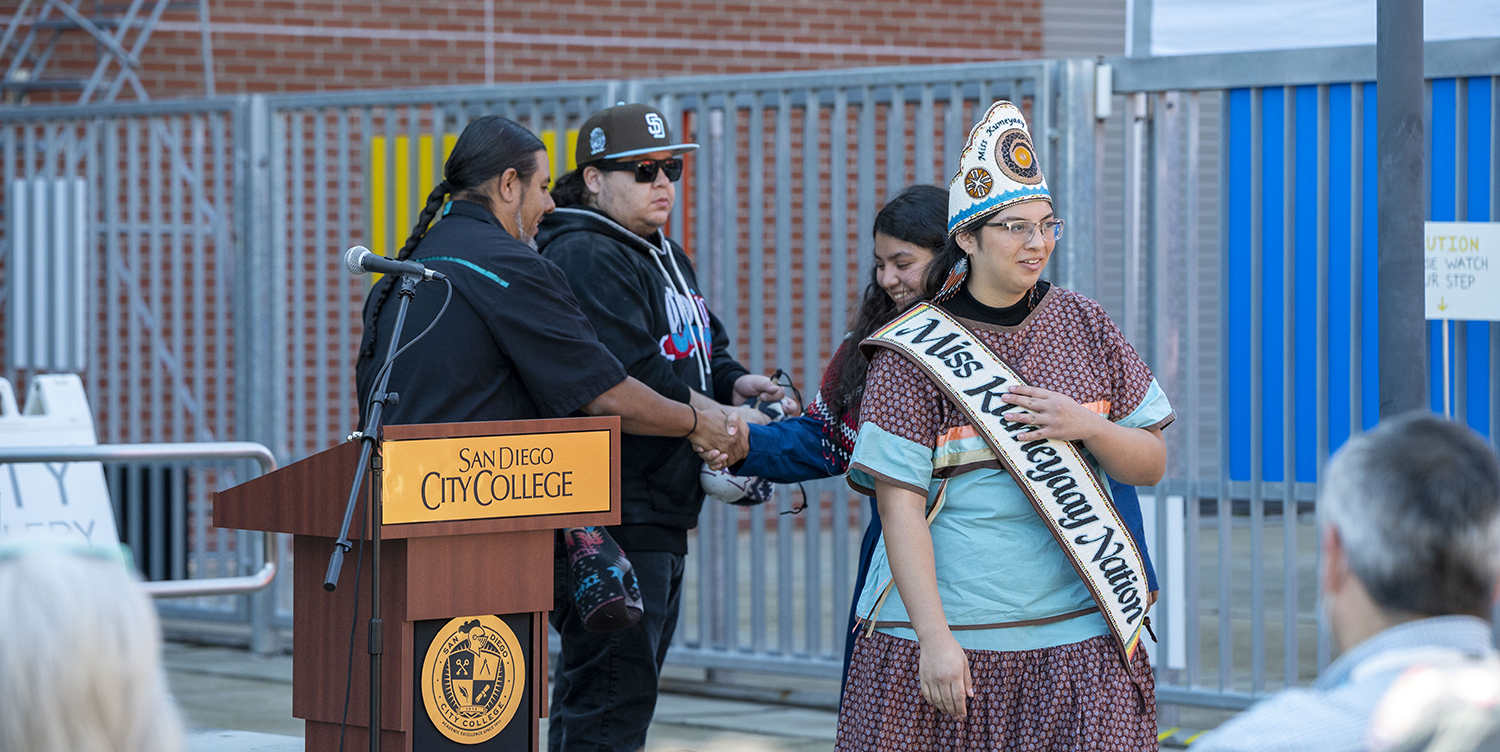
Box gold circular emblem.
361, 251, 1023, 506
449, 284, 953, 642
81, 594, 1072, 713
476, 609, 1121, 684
421, 615, 525, 744
994, 128, 1043, 185
1014, 145, 1033, 168
963, 167, 993, 199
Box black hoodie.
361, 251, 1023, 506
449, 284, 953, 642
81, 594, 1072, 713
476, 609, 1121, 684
537, 206, 749, 555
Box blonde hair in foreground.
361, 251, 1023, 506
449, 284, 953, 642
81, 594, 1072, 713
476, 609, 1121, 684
0, 548, 185, 752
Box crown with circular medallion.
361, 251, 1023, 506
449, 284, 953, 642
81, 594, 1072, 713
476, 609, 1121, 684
946, 100, 1051, 236
421, 615, 526, 744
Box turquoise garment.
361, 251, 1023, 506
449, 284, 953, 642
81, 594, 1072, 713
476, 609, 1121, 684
849, 377, 1174, 652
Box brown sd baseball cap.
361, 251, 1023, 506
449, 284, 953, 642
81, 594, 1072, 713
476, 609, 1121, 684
575, 103, 699, 166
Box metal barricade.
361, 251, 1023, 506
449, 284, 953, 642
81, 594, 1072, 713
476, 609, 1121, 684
0, 441, 281, 651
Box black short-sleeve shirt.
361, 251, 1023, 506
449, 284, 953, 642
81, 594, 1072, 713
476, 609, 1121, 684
354, 200, 628, 426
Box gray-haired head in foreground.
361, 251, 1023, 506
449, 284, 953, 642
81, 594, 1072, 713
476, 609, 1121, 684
1320, 412, 1500, 618
0, 548, 184, 752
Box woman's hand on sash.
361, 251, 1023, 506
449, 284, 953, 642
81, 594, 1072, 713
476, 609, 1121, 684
874, 478, 974, 719
998, 385, 1167, 486
997, 384, 1107, 443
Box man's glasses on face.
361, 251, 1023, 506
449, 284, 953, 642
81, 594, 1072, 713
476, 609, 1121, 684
594, 157, 684, 183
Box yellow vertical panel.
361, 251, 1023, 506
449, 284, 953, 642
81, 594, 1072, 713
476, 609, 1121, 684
393, 135, 411, 245
369, 131, 492, 275
539, 129, 558, 179
369, 137, 388, 258
565, 128, 579, 171
417, 134, 435, 206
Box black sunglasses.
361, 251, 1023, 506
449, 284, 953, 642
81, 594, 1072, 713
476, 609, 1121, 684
593, 157, 683, 183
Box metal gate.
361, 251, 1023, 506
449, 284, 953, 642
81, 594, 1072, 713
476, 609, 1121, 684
0, 96, 290, 648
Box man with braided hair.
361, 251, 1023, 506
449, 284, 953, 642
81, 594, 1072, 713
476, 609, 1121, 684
354, 115, 746, 633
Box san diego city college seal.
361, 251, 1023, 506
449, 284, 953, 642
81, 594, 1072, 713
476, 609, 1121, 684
421, 615, 526, 744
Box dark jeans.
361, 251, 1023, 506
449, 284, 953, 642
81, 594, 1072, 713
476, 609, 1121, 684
549, 548, 684, 752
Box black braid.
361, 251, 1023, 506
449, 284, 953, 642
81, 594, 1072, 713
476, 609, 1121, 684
359, 181, 451, 359
398, 181, 451, 261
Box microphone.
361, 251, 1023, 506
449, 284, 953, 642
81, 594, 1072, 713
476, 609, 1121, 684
342, 245, 446, 281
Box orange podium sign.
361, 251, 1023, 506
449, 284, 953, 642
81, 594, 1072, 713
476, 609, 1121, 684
382, 429, 613, 524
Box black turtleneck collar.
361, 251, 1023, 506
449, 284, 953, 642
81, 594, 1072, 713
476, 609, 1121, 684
944, 280, 1052, 327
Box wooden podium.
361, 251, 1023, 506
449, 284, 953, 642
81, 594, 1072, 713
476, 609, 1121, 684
215, 417, 620, 751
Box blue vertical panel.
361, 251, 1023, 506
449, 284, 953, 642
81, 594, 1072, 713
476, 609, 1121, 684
1430, 79, 1457, 413
1327, 84, 1353, 453
1469, 77, 1495, 221
1262, 87, 1287, 482
1228, 88, 1253, 481
1465, 77, 1492, 436
1361, 83, 1380, 429
1294, 85, 1319, 482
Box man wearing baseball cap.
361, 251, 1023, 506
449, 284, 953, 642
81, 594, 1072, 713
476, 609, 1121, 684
538, 103, 788, 751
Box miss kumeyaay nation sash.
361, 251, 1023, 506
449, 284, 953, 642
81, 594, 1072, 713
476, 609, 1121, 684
864, 302, 1148, 660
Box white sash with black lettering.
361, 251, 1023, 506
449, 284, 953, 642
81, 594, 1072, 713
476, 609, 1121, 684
864, 302, 1147, 660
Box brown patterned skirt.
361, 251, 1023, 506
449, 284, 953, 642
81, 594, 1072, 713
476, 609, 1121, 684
835, 630, 1157, 751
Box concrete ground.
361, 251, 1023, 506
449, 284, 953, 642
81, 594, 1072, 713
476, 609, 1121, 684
166, 641, 1229, 751
166, 642, 839, 752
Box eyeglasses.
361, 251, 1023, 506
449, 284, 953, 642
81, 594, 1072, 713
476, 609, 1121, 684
982, 218, 1065, 243
593, 158, 683, 183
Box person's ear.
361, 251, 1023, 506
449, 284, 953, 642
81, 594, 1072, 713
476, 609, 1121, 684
497, 167, 522, 204
583, 165, 604, 196
1320, 524, 1349, 597
955, 229, 980, 257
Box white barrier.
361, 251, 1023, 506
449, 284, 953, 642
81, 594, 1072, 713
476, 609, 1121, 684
0, 374, 121, 549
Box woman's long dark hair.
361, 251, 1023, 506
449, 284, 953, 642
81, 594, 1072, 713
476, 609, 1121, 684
823, 184, 948, 423
358, 116, 545, 361
922, 233, 968, 305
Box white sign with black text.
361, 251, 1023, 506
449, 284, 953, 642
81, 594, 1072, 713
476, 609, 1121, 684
1425, 221, 1500, 322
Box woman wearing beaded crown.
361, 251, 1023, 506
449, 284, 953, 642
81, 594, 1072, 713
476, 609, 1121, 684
835, 101, 1173, 750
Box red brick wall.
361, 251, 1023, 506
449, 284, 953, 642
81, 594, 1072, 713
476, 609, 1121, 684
11, 0, 1043, 100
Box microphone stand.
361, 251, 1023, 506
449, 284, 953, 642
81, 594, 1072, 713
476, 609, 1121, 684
324, 273, 419, 752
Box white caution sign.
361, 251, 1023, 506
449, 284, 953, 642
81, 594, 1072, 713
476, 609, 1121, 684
1425, 221, 1500, 321
0, 375, 121, 549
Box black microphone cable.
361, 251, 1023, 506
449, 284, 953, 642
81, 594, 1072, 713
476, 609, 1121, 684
364, 277, 455, 407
